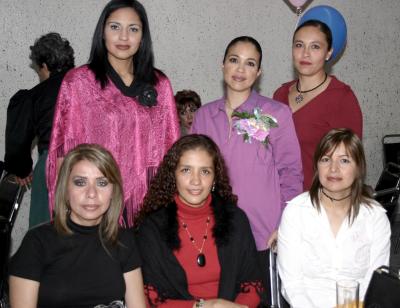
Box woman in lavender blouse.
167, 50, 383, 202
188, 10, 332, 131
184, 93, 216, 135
191, 36, 303, 288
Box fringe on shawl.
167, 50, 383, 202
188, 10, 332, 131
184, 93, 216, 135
46, 140, 79, 220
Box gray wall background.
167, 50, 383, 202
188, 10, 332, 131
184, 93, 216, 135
1, 0, 399, 251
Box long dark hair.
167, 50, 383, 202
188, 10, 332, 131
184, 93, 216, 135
88, 0, 157, 88
135, 134, 237, 225
309, 128, 372, 223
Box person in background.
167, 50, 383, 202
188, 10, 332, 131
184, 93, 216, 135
47, 0, 179, 227
174, 90, 201, 135
9, 144, 146, 308
273, 20, 362, 190
278, 128, 390, 308
136, 134, 263, 307
4, 32, 75, 228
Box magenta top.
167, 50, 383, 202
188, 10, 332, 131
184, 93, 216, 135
273, 76, 363, 190
192, 90, 303, 250
46, 65, 180, 226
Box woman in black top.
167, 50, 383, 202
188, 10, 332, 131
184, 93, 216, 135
4, 32, 75, 227
9, 144, 146, 308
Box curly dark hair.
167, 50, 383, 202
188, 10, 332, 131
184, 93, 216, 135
174, 89, 202, 114
135, 134, 237, 225
30, 32, 75, 73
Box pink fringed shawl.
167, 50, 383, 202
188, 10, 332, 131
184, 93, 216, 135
46, 65, 180, 226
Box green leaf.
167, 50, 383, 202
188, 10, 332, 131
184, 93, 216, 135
232, 111, 254, 119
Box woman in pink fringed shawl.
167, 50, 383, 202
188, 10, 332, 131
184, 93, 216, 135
47, 0, 179, 227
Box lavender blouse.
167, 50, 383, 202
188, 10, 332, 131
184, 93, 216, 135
192, 90, 303, 250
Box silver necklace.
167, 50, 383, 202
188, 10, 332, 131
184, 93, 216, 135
295, 73, 328, 104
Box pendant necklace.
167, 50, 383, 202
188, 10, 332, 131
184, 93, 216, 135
181, 217, 210, 267
295, 73, 328, 104
321, 189, 351, 202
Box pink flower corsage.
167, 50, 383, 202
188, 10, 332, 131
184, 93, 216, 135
232, 107, 278, 146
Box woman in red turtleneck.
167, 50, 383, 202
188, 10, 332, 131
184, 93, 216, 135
135, 134, 263, 308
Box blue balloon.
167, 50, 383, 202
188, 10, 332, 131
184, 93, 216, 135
299, 5, 347, 62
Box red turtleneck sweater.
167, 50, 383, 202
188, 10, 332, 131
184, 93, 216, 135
146, 195, 260, 307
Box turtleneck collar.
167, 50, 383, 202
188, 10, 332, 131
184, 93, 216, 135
174, 194, 212, 221
67, 216, 99, 234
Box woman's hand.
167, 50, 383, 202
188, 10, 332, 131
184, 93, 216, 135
199, 299, 248, 308
267, 229, 278, 249
124, 268, 146, 308
15, 173, 33, 188
9, 275, 39, 308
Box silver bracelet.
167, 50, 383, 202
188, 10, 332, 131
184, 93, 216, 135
195, 298, 205, 308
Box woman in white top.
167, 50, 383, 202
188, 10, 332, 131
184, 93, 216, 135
278, 128, 391, 308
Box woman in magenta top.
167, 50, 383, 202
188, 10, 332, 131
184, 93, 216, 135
47, 0, 179, 226
273, 20, 362, 190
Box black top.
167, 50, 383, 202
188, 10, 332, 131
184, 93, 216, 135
9, 219, 141, 308
4, 71, 67, 177
136, 194, 264, 305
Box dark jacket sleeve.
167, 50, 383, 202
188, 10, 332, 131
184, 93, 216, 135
4, 90, 35, 177
219, 207, 264, 303
137, 214, 192, 305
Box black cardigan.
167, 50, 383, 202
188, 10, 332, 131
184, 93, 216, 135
4, 71, 67, 177
136, 194, 263, 306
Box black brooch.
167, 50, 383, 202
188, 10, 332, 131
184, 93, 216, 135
137, 83, 158, 107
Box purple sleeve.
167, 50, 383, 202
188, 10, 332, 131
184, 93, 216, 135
271, 106, 303, 219
190, 107, 202, 134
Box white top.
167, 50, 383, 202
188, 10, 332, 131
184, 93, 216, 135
277, 192, 391, 308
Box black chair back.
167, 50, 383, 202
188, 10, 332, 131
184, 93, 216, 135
374, 162, 400, 222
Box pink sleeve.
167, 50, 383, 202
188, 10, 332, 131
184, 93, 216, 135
46, 76, 74, 216
156, 75, 180, 152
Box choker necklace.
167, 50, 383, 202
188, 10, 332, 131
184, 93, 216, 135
295, 73, 328, 104
321, 189, 351, 202
181, 217, 210, 267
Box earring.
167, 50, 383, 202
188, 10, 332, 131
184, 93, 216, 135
212, 183, 215, 192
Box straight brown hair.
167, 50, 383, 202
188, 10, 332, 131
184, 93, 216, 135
54, 144, 124, 245
309, 128, 373, 223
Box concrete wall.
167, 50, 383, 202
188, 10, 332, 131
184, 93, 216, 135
1, 0, 399, 251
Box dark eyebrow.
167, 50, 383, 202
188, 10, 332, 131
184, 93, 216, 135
107, 21, 141, 27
